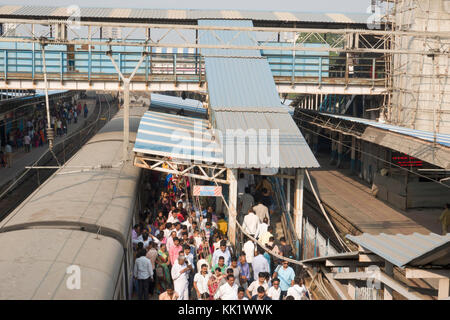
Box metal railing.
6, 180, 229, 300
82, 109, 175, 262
270, 176, 342, 260
0, 47, 386, 87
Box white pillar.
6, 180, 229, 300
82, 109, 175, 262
227, 168, 238, 246
384, 261, 394, 300
123, 80, 130, 161
286, 176, 291, 214
438, 278, 450, 300
294, 168, 304, 240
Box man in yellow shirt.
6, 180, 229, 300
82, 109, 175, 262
217, 213, 228, 236
439, 203, 450, 235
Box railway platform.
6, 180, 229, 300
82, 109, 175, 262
0, 99, 97, 190
307, 155, 442, 235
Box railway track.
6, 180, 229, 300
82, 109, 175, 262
0, 94, 117, 221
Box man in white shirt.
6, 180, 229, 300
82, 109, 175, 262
243, 209, 260, 237
212, 240, 231, 266
237, 287, 249, 300
252, 248, 270, 281
171, 254, 193, 300
214, 275, 238, 300
193, 264, 211, 300
267, 278, 281, 300
243, 238, 255, 265
258, 226, 274, 248
246, 273, 269, 298
134, 249, 154, 300
287, 277, 308, 300
163, 223, 173, 239
255, 217, 269, 240
167, 210, 180, 224
182, 217, 193, 236
253, 201, 270, 225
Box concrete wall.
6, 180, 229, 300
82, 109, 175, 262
373, 172, 450, 209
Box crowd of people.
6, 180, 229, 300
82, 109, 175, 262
0, 97, 88, 168
132, 171, 311, 301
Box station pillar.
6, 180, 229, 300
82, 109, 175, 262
337, 133, 344, 168
330, 132, 337, 165
227, 168, 238, 247
351, 136, 356, 173
294, 168, 304, 241
312, 130, 319, 154
123, 80, 130, 161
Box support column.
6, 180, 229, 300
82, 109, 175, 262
384, 261, 394, 300
313, 130, 319, 154
227, 168, 238, 247
330, 132, 337, 165
123, 80, 130, 161
348, 267, 356, 300
286, 175, 291, 214
337, 132, 343, 168
294, 168, 304, 240
357, 139, 362, 177
351, 136, 356, 173
438, 278, 450, 300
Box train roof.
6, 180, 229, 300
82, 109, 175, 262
0, 107, 147, 247
0, 228, 123, 299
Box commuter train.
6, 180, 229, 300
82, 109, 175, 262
0, 106, 147, 299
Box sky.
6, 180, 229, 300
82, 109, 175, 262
3, 0, 371, 13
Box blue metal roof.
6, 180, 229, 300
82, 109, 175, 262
322, 113, 450, 148
346, 233, 450, 268
133, 111, 223, 164
198, 20, 283, 111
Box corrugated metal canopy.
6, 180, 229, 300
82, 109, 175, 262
150, 93, 206, 116
0, 5, 371, 24
198, 20, 283, 111
197, 19, 318, 169
214, 111, 319, 168
134, 111, 223, 164
322, 113, 450, 148
346, 233, 450, 268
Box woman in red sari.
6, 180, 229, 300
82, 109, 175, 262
208, 267, 225, 300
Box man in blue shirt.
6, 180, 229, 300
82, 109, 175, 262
272, 260, 295, 300
237, 253, 251, 288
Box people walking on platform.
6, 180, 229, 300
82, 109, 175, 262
130, 169, 306, 301
5, 143, 13, 167
171, 254, 192, 300
134, 248, 154, 301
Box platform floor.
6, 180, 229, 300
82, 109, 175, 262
307, 156, 442, 235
